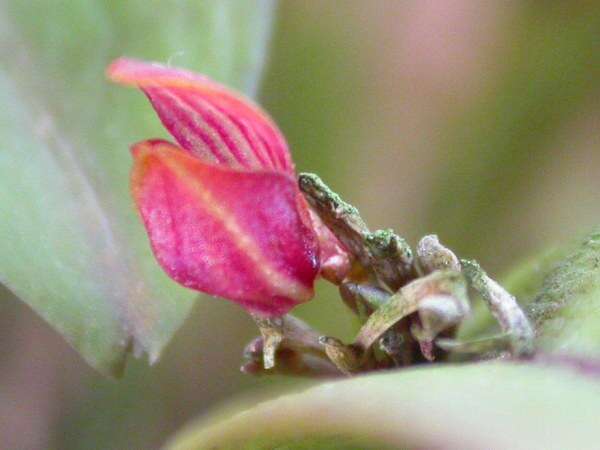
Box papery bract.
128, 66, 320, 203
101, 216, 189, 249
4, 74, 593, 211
108, 58, 349, 316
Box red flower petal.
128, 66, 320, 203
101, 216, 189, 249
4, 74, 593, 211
130, 140, 318, 316
108, 58, 293, 174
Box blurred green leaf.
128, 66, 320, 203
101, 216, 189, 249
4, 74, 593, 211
531, 231, 600, 357
261, 4, 363, 180
166, 362, 600, 450
460, 230, 600, 359
172, 436, 391, 450
0, 0, 275, 376
425, 2, 600, 264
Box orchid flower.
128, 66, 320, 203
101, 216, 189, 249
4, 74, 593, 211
107, 58, 349, 318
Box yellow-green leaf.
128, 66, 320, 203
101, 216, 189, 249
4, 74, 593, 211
166, 363, 600, 450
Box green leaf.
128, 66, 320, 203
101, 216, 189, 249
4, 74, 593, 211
165, 362, 600, 450
423, 2, 600, 262
0, 0, 276, 376
530, 231, 600, 357
459, 230, 600, 359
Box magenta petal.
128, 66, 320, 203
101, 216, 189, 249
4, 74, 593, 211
130, 140, 319, 316
108, 58, 294, 175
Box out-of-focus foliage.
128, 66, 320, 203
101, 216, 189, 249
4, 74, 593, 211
167, 363, 600, 450
531, 231, 600, 356
426, 2, 600, 266
0, 0, 275, 376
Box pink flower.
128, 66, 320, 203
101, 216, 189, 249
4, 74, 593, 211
107, 58, 349, 317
